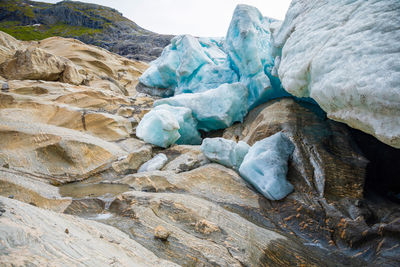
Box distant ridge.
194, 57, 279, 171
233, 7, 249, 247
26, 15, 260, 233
0, 0, 173, 61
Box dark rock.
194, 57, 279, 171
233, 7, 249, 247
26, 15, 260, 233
223, 98, 400, 265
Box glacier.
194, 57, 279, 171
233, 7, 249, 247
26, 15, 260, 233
225, 4, 290, 108
137, 4, 288, 116
273, 0, 400, 148
139, 35, 237, 96
136, 104, 201, 148
201, 138, 250, 169
154, 83, 248, 131
239, 132, 295, 200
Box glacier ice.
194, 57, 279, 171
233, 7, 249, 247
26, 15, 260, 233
225, 4, 290, 108
201, 138, 250, 169
139, 35, 237, 96
154, 83, 248, 131
136, 108, 180, 148
273, 0, 400, 148
138, 4, 289, 112
239, 132, 295, 200
138, 153, 168, 173
136, 104, 201, 148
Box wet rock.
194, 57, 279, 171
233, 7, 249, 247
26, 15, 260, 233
107, 191, 348, 266
222, 98, 400, 264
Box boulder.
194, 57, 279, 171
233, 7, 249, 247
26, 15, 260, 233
0, 47, 84, 85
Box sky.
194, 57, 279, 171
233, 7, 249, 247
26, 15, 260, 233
33, 0, 291, 37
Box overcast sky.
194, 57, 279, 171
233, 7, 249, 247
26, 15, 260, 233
34, 0, 291, 37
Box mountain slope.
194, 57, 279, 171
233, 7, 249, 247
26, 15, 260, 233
0, 0, 173, 61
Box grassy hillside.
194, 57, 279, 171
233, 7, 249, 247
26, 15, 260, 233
0, 0, 173, 61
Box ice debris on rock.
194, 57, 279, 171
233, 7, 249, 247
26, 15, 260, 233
154, 105, 201, 145
136, 104, 201, 148
139, 35, 237, 96
138, 153, 168, 173
239, 132, 295, 200
136, 108, 180, 148
155, 83, 248, 131
201, 138, 250, 169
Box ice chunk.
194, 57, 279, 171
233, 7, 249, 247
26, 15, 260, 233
136, 108, 180, 148
153, 104, 201, 145
239, 132, 295, 200
136, 104, 201, 147
225, 5, 289, 108
201, 138, 249, 169
138, 153, 168, 173
273, 0, 400, 148
154, 83, 248, 131
139, 35, 238, 96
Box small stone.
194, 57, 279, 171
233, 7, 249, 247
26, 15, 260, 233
8, 195, 14, 199
154, 225, 170, 240
1, 82, 9, 92
195, 219, 220, 235
65, 228, 69, 234
100, 234, 104, 239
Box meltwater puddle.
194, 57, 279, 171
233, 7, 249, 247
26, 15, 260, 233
59, 182, 130, 199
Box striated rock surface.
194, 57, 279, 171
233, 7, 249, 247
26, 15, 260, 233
223, 98, 400, 265
0, 31, 150, 185
36, 37, 149, 95
273, 0, 400, 148
0, 196, 178, 267
106, 190, 341, 267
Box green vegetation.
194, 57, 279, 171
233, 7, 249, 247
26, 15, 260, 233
0, 21, 102, 41
0, 0, 36, 18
